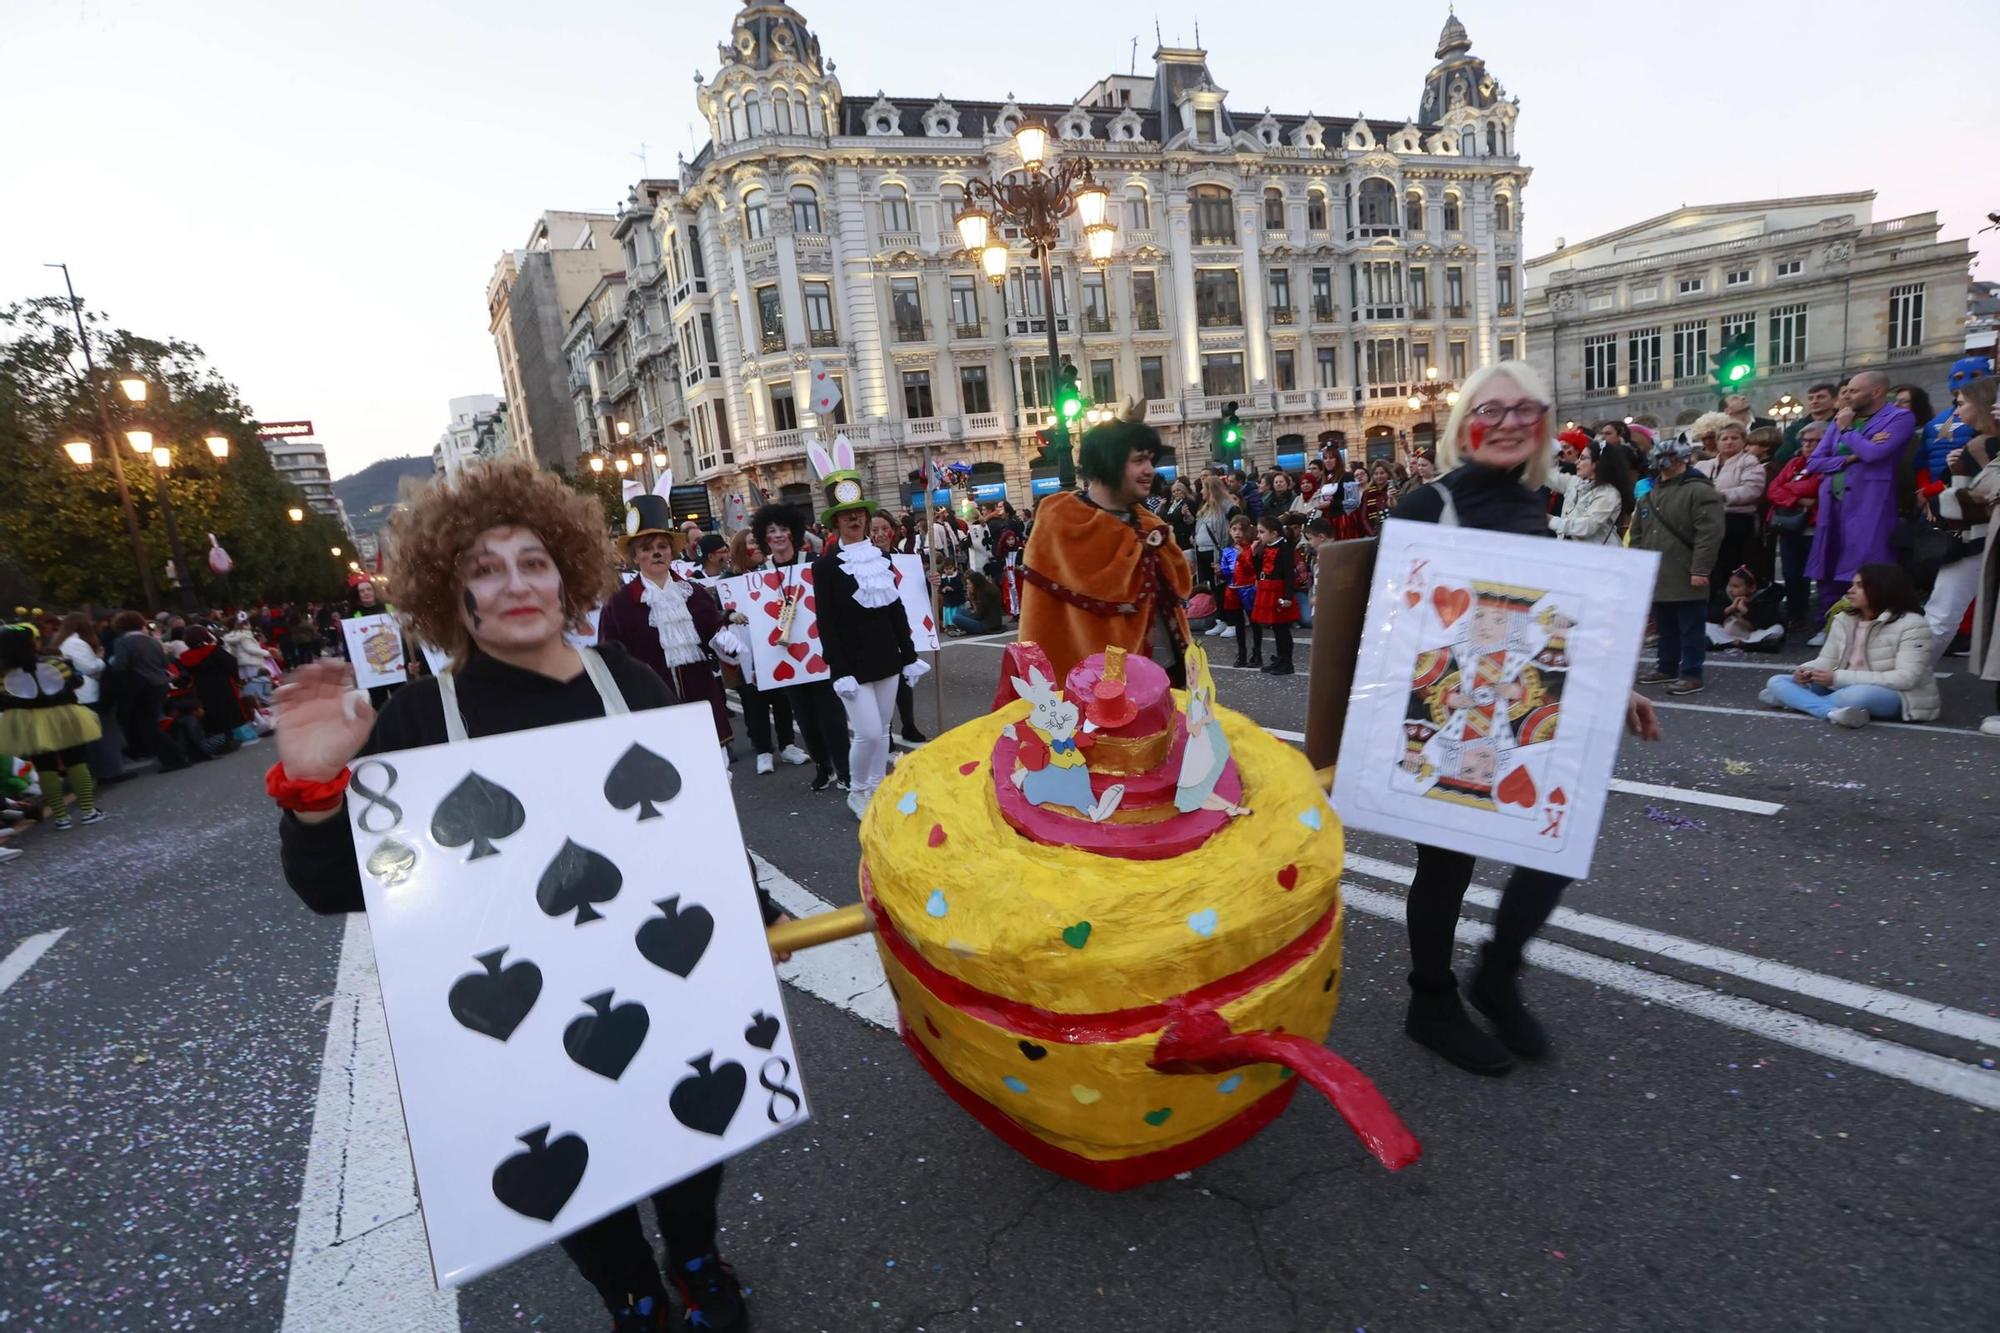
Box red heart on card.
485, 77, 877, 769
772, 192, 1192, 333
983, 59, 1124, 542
799, 568, 814, 585
807, 623, 820, 639
958, 761, 980, 775
1432, 585, 1471, 627
803, 595, 815, 612
1404, 589, 1422, 608
927, 823, 947, 847
805, 654, 825, 672
767, 628, 782, 646
1277, 864, 1298, 891
788, 642, 810, 661
1549, 787, 1567, 806
763, 571, 783, 590
1497, 764, 1538, 809
762, 601, 781, 619
771, 659, 796, 681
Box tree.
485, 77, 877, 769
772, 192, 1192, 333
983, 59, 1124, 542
0, 298, 349, 610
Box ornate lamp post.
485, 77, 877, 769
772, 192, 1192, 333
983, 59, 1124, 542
1406, 365, 1459, 454
146, 443, 199, 611
955, 121, 1116, 489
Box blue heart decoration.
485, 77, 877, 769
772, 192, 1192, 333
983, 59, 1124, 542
1216, 1074, 1244, 1095
925, 889, 948, 918
1186, 908, 1218, 938
1297, 806, 1323, 831
896, 790, 919, 816
1002, 1076, 1029, 1094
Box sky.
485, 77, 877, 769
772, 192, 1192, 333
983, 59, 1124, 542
4, 0, 1993, 479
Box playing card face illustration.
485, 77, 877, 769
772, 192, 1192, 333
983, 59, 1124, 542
1334, 521, 1657, 880
726, 567, 829, 689
342, 613, 408, 689
890, 553, 941, 652
345, 704, 809, 1287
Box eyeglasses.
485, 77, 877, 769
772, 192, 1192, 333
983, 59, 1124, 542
1467, 400, 1550, 427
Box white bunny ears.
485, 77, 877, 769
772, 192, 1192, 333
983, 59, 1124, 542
652, 468, 674, 498
807, 434, 858, 480
1008, 666, 1058, 704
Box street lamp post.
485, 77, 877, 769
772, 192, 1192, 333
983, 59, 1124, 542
956, 122, 1115, 490
147, 445, 199, 612
47, 263, 158, 612
1407, 365, 1459, 456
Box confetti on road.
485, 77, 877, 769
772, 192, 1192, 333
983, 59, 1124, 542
1645, 805, 1707, 831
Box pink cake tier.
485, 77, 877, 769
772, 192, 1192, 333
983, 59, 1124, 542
1065, 652, 1174, 740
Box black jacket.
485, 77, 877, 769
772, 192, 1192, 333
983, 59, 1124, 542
1391, 461, 1555, 537
812, 548, 917, 685
277, 641, 779, 923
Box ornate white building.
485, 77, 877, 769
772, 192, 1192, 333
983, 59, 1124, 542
642, 3, 1530, 514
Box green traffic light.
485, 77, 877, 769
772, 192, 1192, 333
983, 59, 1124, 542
1061, 396, 1082, 419
1728, 363, 1751, 383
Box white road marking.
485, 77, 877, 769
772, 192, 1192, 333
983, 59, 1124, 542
1339, 880, 2000, 1112
1700, 657, 1954, 680
1603, 779, 1781, 816
938, 629, 1016, 647
1648, 698, 1978, 736
753, 853, 896, 1031
1340, 852, 2000, 1050
0, 928, 67, 999
281, 913, 458, 1331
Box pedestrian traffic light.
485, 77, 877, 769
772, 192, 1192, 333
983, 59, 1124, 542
1053, 362, 1084, 427
1034, 428, 1057, 465
1214, 401, 1242, 459
1711, 332, 1755, 394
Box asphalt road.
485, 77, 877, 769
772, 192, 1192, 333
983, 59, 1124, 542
2, 632, 1994, 1333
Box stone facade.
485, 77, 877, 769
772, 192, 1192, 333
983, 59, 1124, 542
487, 212, 623, 471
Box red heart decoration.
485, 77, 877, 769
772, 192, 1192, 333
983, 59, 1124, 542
805, 654, 825, 672
767, 628, 782, 646
799, 568, 815, 585
762, 601, 781, 619
807, 623, 820, 639
1496, 764, 1538, 809
1549, 787, 1567, 806
958, 761, 980, 775
1403, 589, 1422, 608
788, 642, 810, 661
803, 595, 815, 612
763, 571, 783, 590
927, 823, 946, 848
1277, 864, 1299, 891
771, 659, 796, 681
1432, 585, 1472, 627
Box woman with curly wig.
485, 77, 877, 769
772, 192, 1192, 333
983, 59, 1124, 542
269, 457, 780, 1333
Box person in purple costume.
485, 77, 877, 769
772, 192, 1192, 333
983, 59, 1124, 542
1804, 370, 1916, 618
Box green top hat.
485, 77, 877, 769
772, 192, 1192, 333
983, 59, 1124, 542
809, 436, 876, 527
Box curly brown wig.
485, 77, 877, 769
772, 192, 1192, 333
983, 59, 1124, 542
385, 456, 617, 666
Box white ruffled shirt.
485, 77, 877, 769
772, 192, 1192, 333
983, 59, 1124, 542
837, 540, 900, 609
638, 572, 708, 668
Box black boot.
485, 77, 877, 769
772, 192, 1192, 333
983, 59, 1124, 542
1468, 948, 1551, 1059
1234, 648, 1248, 668
1405, 975, 1514, 1076
810, 765, 837, 792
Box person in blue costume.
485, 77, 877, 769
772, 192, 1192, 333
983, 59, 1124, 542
1918, 356, 1992, 483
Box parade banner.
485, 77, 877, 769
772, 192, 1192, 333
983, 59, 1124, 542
340, 614, 408, 689
726, 566, 830, 689
344, 702, 808, 1286
891, 553, 940, 653
1331, 520, 1657, 879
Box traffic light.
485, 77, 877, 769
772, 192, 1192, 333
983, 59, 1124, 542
1034, 429, 1057, 466
1214, 400, 1243, 460
1053, 361, 1084, 429
1711, 331, 1755, 395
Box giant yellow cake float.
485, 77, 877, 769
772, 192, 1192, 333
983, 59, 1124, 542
854, 642, 1420, 1189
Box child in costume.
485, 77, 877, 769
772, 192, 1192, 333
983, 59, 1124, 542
1250, 512, 1300, 675
0, 625, 104, 829
1224, 514, 1259, 668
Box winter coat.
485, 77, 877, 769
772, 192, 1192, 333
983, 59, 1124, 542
1800, 611, 1941, 722
1962, 459, 2000, 685
1804, 403, 1917, 582
1763, 454, 1823, 529
58, 636, 106, 705
1546, 473, 1624, 544
177, 642, 247, 735
1631, 469, 1726, 603
1697, 450, 1767, 513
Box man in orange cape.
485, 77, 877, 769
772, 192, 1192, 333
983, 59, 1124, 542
1019, 420, 1193, 683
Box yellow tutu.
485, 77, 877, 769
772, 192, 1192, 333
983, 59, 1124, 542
0, 703, 102, 758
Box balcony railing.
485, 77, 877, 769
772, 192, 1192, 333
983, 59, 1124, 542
809, 328, 839, 348
1144, 400, 1182, 426
1497, 304, 1517, 316
1125, 229, 1157, 248
963, 412, 1004, 438
1191, 230, 1237, 247
1133, 311, 1162, 331
760, 330, 786, 354
1350, 224, 1402, 241
903, 416, 948, 442
1196, 310, 1244, 329
879, 231, 923, 251
1446, 305, 1469, 319
1276, 389, 1317, 414
1271, 307, 1297, 326
751, 429, 807, 462
1082, 312, 1114, 334
952, 321, 985, 340
1311, 301, 1336, 323
894, 320, 929, 343
1410, 304, 1433, 320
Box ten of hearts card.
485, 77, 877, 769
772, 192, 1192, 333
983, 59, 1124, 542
345, 701, 809, 1286
725, 565, 830, 688
1331, 520, 1658, 880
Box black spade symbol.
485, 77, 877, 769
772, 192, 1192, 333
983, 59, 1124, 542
744, 1011, 780, 1051
669, 1052, 746, 1137
563, 990, 650, 1081
603, 744, 681, 821
635, 896, 714, 978
430, 772, 526, 860
1017, 1040, 1048, 1062
535, 838, 624, 926
490, 1124, 588, 1222
447, 948, 542, 1042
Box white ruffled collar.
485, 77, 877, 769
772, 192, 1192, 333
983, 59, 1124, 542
638, 573, 706, 666
837, 541, 900, 609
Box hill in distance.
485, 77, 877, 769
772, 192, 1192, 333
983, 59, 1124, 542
335, 456, 434, 534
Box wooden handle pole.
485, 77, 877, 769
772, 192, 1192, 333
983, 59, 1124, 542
767, 902, 874, 955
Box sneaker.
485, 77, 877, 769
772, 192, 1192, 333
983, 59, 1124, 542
0, 847, 23, 864
778, 744, 810, 767
609, 1295, 668, 1332
1636, 669, 1676, 685
52, 814, 74, 831
846, 787, 873, 821
672, 1254, 746, 1332
810, 766, 837, 793
755, 753, 775, 776
1667, 678, 1704, 696
1806, 631, 1827, 648
1218, 625, 1236, 638
1980, 716, 2000, 738
78, 809, 108, 826
1826, 706, 1871, 729
1757, 689, 1782, 708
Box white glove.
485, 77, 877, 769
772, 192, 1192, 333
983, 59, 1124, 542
902, 659, 931, 686
709, 627, 743, 659
832, 675, 860, 699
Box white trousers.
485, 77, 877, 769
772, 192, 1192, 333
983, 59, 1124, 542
1923, 555, 1983, 667
841, 675, 899, 794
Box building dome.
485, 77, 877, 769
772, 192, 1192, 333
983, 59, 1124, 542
723, 1, 823, 74
1435, 12, 1471, 59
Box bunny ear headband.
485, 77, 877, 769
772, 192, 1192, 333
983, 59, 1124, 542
812, 433, 876, 526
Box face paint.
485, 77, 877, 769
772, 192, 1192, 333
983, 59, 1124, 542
462, 587, 483, 630
1468, 419, 1488, 451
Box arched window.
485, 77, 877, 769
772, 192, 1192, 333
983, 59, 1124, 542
941, 183, 965, 226
1486, 123, 1499, 155
1494, 195, 1512, 232
1263, 187, 1285, 231
789, 184, 820, 233
1357, 178, 1397, 227
1125, 186, 1151, 230
1190, 185, 1234, 245
1307, 188, 1327, 231
729, 99, 748, 142
1442, 193, 1462, 232
774, 95, 792, 134
880, 183, 911, 234
745, 92, 763, 135
806, 97, 824, 134
743, 188, 769, 240
1404, 191, 1425, 232
1459, 127, 1476, 156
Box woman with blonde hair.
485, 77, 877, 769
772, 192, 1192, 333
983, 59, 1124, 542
1389, 361, 1663, 1077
